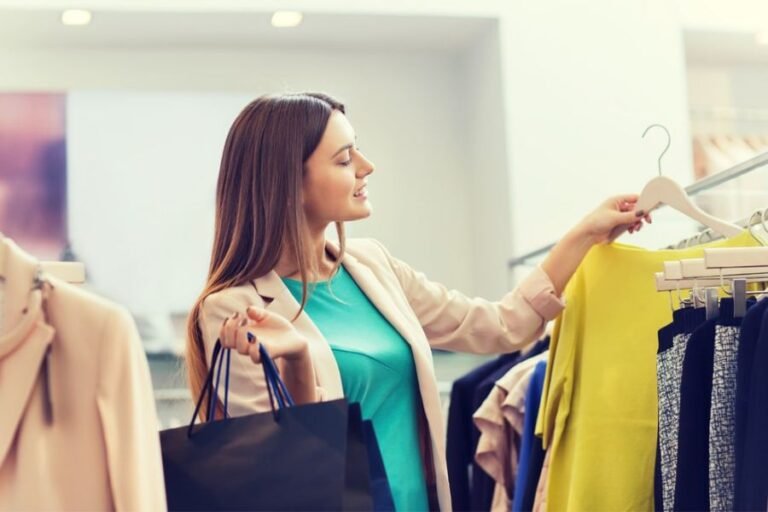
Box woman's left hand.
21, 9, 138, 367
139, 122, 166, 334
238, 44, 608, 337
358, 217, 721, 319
576, 194, 652, 245
541, 194, 652, 295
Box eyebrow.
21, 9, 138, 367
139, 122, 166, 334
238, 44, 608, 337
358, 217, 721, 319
332, 136, 358, 158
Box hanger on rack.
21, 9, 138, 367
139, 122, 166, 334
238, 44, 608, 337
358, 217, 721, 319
0, 233, 86, 284
657, 232, 768, 316
612, 124, 744, 241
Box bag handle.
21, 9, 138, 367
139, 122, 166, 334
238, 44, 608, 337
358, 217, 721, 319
187, 339, 296, 437
252, 333, 296, 409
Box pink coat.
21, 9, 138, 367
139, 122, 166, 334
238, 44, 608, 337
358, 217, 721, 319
0, 238, 166, 511
201, 238, 564, 511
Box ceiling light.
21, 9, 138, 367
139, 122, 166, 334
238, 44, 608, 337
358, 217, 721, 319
271, 11, 303, 28
61, 9, 92, 26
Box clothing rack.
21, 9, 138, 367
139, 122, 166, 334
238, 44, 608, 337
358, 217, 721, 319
507, 151, 768, 269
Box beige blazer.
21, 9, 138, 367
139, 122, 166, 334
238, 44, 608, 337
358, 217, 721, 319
0, 238, 167, 511
200, 238, 564, 511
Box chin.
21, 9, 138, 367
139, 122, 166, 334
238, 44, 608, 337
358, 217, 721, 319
347, 204, 373, 221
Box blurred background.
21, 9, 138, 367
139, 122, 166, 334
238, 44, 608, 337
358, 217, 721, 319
2, 0, 768, 427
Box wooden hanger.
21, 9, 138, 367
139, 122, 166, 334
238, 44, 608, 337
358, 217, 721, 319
611, 124, 743, 241
704, 246, 768, 268
635, 124, 742, 239
0, 234, 86, 284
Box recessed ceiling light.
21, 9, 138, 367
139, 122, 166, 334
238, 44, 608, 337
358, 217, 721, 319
756, 31, 768, 46
61, 9, 92, 26
271, 11, 303, 28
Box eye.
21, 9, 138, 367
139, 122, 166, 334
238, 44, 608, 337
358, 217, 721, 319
339, 159, 352, 167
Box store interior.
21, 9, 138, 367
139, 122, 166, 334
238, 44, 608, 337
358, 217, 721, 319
2, 0, 768, 429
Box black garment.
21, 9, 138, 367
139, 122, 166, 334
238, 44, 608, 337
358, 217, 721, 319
655, 306, 706, 511
735, 302, 768, 510
469, 338, 549, 512
446, 352, 520, 512
675, 299, 738, 512
674, 298, 755, 512
733, 298, 768, 510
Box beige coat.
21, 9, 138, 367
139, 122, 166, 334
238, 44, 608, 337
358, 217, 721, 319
0, 238, 167, 511
200, 238, 564, 511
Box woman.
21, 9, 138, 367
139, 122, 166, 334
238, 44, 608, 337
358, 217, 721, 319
186, 92, 650, 511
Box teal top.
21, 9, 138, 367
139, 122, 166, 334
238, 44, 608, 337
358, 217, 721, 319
282, 266, 429, 512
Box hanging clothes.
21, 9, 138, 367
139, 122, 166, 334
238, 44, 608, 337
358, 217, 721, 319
0, 239, 166, 511
734, 299, 768, 510
447, 352, 521, 512
511, 360, 547, 512
470, 340, 549, 511
673, 298, 754, 512
532, 451, 550, 512
674, 307, 721, 511
708, 301, 747, 511
535, 230, 756, 512
655, 306, 705, 512
448, 338, 549, 512
473, 351, 548, 511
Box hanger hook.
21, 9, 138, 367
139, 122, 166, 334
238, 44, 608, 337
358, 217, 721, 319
642, 123, 671, 177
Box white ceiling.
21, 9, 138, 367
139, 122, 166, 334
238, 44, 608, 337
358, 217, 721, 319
0, 9, 495, 51
1, 4, 767, 68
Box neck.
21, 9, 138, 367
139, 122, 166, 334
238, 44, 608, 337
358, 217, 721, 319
274, 222, 335, 280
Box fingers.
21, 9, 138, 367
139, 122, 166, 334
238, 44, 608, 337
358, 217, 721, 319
246, 306, 267, 323
220, 306, 306, 365
617, 209, 644, 224
247, 306, 291, 330
251, 336, 305, 362
219, 312, 241, 349
617, 208, 653, 235
247, 335, 262, 364
246, 337, 295, 365
234, 319, 252, 355
628, 217, 651, 234
614, 194, 639, 211
219, 312, 254, 355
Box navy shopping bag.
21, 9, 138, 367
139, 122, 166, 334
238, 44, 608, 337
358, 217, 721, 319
159, 340, 380, 511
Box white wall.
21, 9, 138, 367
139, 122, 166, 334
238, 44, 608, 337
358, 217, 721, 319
67, 91, 242, 313
677, 0, 768, 32
460, 23, 511, 298
52, 48, 476, 314
498, 0, 693, 268
1, 0, 701, 307
688, 66, 768, 112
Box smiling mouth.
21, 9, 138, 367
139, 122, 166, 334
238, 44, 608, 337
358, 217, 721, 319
353, 186, 367, 198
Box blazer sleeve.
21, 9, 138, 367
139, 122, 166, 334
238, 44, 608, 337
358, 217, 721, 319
370, 239, 565, 353
96, 307, 167, 511
199, 288, 329, 416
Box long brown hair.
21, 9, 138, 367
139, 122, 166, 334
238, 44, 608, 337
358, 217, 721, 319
186, 93, 346, 413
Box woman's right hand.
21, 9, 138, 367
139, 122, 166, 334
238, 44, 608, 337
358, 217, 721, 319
220, 306, 310, 363
219, 306, 318, 404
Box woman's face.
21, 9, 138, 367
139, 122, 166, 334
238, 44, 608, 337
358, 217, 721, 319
303, 110, 375, 228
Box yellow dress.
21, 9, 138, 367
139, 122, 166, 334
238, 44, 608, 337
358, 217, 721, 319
535, 230, 758, 511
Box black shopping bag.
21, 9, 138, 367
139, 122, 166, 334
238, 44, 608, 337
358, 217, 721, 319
160, 340, 375, 511
361, 417, 395, 511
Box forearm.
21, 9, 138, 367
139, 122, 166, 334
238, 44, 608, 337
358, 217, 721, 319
280, 348, 318, 405
540, 226, 595, 296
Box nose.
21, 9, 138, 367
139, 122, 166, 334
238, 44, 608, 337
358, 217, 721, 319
356, 151, 375, 177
